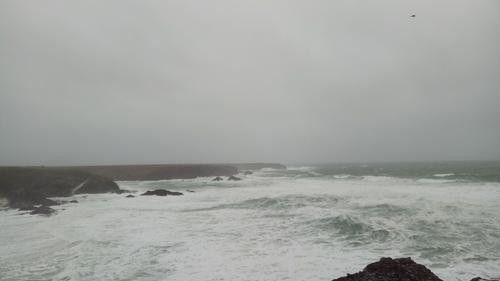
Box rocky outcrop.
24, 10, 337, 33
331, 257, 498, 281
332, 257, 442, 281
6, 190, 58, 210
126, 194, 135, 198
30, 205, 56, 216
212, 176, 224, 181
0, 167, 120, 197
0, 167, 121, 214
470, 278, 499, 281
141, 189, 183, 196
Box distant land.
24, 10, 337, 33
0, 163, 286, 213
65, 163, 286, 181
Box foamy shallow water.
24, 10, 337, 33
1, 171, 499, 281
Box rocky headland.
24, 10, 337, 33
72, 163, 285, 181
0, 166, 121, 214
331, 257, 497, 281
0, 163, 286, 215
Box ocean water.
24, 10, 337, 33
1, 162, 499, 281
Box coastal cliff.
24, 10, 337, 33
0, 163, 286, 214
71, 163, 285, 181
73, 164, 239, 181
0, 167, 121, 213
0, 167, 120, 197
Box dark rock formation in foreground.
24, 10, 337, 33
332, 257, 442, 281
332, 257, 498, 281
141, 189, 183, 196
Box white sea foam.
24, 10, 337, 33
434, 173, 456, 177
1, 174, 499, 281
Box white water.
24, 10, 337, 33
1, 170, 499, 281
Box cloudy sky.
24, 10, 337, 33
1, 0, 499, 165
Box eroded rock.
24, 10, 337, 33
331, 257, 442, 281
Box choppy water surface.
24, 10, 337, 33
1, 163, 499, 281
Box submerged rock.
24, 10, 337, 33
126, 194, 135, 198
227, 175, 242, 181
243, 171, 253, 175
212, 176, 224, 181
30, 205, 56, 216
69, 200, 78, 203
141, 189, 183, 196
332, 257, 442, 281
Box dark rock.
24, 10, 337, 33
227, 175, 242, 181
141, 189, 183, 196
30, 205, 56, 216
331, 257, 443, 281
73, 175, 121, 194
0, 167, 121, 198
186, 190, 195, 193
7, 190, 58, 210
126, 194, 135, 198
11, 201, 35, 211
470, 278, 499, 281
212, 176, 224, 181
69, 200, 78, 203
75, 164, 239, 180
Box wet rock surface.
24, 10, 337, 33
331, 257, 443, 281
141, 189, 183, 196
212, 176, 224, 181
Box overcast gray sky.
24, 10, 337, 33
1, 0, 499, 165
